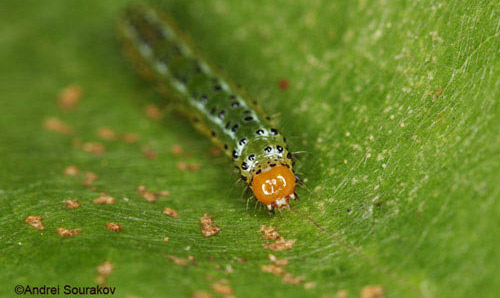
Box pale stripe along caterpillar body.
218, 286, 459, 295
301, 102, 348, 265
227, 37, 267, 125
118, 4, 298, 212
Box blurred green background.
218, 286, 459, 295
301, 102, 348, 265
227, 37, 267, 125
1, 0, 499, 297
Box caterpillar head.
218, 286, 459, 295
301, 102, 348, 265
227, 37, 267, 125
235, 131, 296, 211
251, 165, 296, 210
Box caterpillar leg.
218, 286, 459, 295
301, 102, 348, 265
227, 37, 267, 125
290, 192, 299, 202
267, 204, 275, 214
294, 174, 304, 187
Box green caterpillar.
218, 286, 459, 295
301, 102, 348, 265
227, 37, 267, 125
118, 4, 298, 212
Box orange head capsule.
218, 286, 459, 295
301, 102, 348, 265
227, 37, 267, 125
251, 165, 296, 208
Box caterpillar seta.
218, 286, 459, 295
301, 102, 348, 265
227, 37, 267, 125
117, 4, 299, 212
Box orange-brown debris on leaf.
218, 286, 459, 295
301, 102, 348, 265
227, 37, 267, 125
64, 199, 80, 209
200, 213, 220, 237
432, 87, 443, 102
268, 254, 289, 266
57, 227, 82, 237
210, 147, 222, 157
278, 78, 289, 90
144, 104, 163, 120
43, 117, 73, 135
211, 280, 234, 296
82, 142, 105, 155
304, 281, 316, 289
162, 208, 179, 218
96, 261, 114, 285
137, 185, 158, 202
260, 225, 281, 240
83, 171, 97, 186
95, 273, 106, 286
335, 289, 349, 298
171, 144, 183, 156
168, 255, 188, 266
188, 163, 201, 172
25, 216, 45, 230
191, 291, 213, 298
176, 162, 202, 172
261, 264, 285, 276
281, 273, 305, 285
163, 237, 169, 242
97, 127, 116, 141
93, 196, 116, 205
97, 261, 114, 277
264, 237, 296, 251
106, 222, 122, 232
142, 191, 156, 202
237, 257, 247, 263
64, 165, 80, 176
141, 146, 157, 159
73, 138, 83, 148
120, 132, 139, 144
58, 85, 82, 111
176, 162, 188, 171
360, 285, 385, 298
157, 190, 170, 197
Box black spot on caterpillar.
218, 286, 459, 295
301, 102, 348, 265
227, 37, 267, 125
118, 4, 297, 211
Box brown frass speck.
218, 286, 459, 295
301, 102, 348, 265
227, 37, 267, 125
93, 196, 116, 205
163, 208, 179, 218
106, 222, 122, 232
56, 227, 82, 237
25, 216, 45, 230
200, 213, 220, 237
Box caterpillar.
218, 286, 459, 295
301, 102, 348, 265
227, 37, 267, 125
117, 4, 298, 212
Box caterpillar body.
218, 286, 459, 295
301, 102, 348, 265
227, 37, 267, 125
118, 4, 298, 212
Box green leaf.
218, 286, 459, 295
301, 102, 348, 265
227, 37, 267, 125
1, 1, 498, 297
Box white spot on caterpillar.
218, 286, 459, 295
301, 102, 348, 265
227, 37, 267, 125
139, 44, 152, 58
221, 81, 231, 92
200, 62, 212, 75
155, 62, 168, 75
173, 80, 187, 94
161, 27, 175, 39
